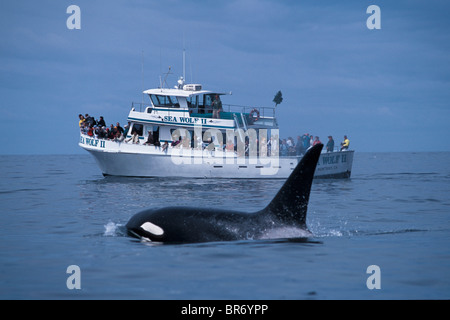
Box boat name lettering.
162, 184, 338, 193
164, 116, 207, 125
321, 154, 347, 165
80, 136, 105, 148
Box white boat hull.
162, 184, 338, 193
79, 134, 353, 179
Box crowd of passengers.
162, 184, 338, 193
79, 114, 350, 155
79, 114, 129, 142
279, 134, 350, 156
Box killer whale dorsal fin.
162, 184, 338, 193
263, 143, 323, 227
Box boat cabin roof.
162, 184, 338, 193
143, 88, 227, 98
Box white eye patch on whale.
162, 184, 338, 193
141, 222, 164, 237
126, 144, 324, 244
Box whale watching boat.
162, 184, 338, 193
79, 76, 354, 179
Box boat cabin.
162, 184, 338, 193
126, 79, 278, 145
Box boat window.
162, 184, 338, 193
194, 95, 206, 114
198, 94, 221, 114
169, 128, 194, 147
149, 94, 180, 108
204, 94, 214, 108
187, 95, 199, 109
132, 123, 143, 136
144, 125, 155, 136
189, 94, 212, 114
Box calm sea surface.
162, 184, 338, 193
1, 152, 449, 299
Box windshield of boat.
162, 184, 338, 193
149, 94, 180, 108
187, 93, 223, 112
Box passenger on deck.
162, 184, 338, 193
108, 125, 116, 140
85, 114, 96, 127
143, 131, 154, 145
212, 95, 222, 119
302, 133, 310, 150
79, 121, 86, 133
94, 126, 101, 139
226, 140, 234, 152
123, 122, 131, 137
270, 134, 279, 156
340, 135, 350, 151
313, 136, 322, 146
116, 122, 124, 135
162, 141, 169, 152
172, 136, 182, 147
115, 130, 125, 142
78, 114, 85, 127
99, 127, 107, 139
326, 136, 335, 152
97, 116, 106, 127
125, 130, 140, 144
287, 137, 296, 156
87, 126, 94, 137
286, 137, 293, 149
132, 131, 140, 144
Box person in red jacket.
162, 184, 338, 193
313, 136, 322, 146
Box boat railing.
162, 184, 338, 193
130, 102, 277, 128
131, 102, 151, 112
222, 104, 276, 120
131, 102, 276, 118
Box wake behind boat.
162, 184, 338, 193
79, 76, 354, 179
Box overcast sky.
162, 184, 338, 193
1, 0, 449, 154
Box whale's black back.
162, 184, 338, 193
126, 143, 323, 243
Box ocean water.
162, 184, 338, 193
0, 152, 449, 300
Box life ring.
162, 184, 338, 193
249, 108, 260, 121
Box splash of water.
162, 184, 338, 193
103, 221, 122, 237
258, 226, 313, 240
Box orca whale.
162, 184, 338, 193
126, 143, 323, 243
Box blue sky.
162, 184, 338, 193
1, 0, 449, 154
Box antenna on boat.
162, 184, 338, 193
182, 35, 186, 81
161, 66, 172, 88
159, 47, 163, 88
141, 50, 144, 105
190, 58, 193, 83
183, 48, 186, 81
